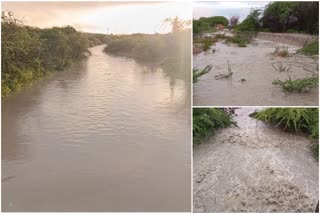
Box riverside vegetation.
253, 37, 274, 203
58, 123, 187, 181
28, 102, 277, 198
251, 108, 319, 158
1, 11, 112, 97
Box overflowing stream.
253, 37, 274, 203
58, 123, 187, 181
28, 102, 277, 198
193, 39, 319, 106
193, 108, 318, 212
2, 45, 191, 211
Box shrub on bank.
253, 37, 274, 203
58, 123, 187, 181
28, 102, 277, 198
193, 108, 236, 145
297, 42, 319, 56
251, 108, 319, 159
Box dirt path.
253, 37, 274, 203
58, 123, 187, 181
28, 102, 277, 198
193, 108, 318, 212
193, 39, 318, 106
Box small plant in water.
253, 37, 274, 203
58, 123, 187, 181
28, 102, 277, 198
215, 60, 233, 80
272, 76, 318, 93
272, 62, 292, 72
272, 47, 290, 57
193, 65, 212, 83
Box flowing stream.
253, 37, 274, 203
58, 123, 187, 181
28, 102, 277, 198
193, 108, 318, 212
2, 45, 191, 211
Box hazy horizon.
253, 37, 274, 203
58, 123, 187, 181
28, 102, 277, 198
2, 1, 191, 34
193, 1, 270, 22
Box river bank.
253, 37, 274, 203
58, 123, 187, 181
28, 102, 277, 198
193, 108, 318, 212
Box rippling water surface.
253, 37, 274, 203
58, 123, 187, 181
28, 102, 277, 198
2, 45, 191, 211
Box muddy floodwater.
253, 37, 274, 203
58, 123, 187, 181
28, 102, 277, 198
2, 45, 191, 211
193, 108, 318, 212
193, 39, 319, 106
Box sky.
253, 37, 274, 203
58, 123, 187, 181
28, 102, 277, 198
193, 1, 270, 22
2, 1, 191, 34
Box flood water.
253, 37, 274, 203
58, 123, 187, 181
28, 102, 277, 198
194, 108, 319, 212
2, 45, 191, 211
193, 39, 319, 106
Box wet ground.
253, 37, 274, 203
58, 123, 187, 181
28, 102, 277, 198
193, 108, 318, 212
193, 38, 319, 106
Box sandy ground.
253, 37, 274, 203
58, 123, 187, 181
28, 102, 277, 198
193, 39, 319, 106
193, 108, 319, 212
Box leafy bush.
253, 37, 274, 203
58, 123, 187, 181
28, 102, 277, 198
193, 108, 235, 144
193, 37, 218, 51
235, 9, 261, 32
193, 16, 228, 34
226, 32, 255, 47
252, 108, 319, 158
297, 42, 319, 56
193, 65, 212, 83
272, 77, 318, 93
1, 11, 108, 97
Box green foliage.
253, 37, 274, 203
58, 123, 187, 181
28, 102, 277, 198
1, 11, 109, 97
272, 77, 318, 93
252, 108, 319, 158
236, 9, 261, 32
297, 42, 319, 56
272, 47, 290, 57
193, 16, 228, 34
261, 2, 318, 34
193, 108, 235, 144
193, 37, 217, 51
226, 32, 255, 47
193, 65, 212, 83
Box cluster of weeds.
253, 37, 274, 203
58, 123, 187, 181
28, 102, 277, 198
251, 108, 319, 159
193, 65, 212, 83
297, 42, 319, 56
272, 47, 290, 57
271, 63, 292, 72
272, 76, 318, 93
193, 37, 218, 51
225, 32, 255, 47
193, 108, 236, 145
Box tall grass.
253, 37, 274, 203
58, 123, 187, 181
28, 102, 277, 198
252, 108, 319, 158
272, 77, 318, 93
193, 108, 236, 145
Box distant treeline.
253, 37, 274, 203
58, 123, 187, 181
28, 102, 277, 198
1, 11, 111, 97
194, 2, 319, 35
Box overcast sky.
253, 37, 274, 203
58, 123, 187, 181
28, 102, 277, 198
2, 1, 191, 34
193, 1, 270, 22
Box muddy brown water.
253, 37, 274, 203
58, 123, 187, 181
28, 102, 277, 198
193, 108, 319, 212
2, 45, 191, 211
193, 39, 319, 106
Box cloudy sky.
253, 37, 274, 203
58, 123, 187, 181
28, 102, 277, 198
193, 1, 270, 21
2, 1, 191, 34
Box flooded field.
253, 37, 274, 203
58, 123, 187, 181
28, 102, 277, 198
2, 45, 191, 211
193, 108, 318, 212
193, 38, 319, 106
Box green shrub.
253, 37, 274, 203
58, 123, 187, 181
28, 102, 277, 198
272, 76, 318, 93
297, 42, 319, 56
272, 47, 290, 57
226, 32, 255, 47
252, 108, 319, 159
193, 16, 228, 34
193, 108, 235, 144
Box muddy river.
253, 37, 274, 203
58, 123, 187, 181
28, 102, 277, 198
193, 108, 318, 212
193, 39, 319, 106
2, 45, 191, 211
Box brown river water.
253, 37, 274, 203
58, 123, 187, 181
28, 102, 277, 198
193, 108, 319, 212
193, 39, 319, 106
2, 45, 191, 211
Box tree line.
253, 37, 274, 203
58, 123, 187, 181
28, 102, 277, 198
1, 11, 111, 97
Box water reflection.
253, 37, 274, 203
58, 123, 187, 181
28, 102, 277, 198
2, 45, 191, 211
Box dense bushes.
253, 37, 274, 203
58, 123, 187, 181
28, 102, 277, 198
1, 11, 108, 97
252, 108, 319, 158
236, 2, 319, 34
193, 108, 235, 144
193, 16, 229, 34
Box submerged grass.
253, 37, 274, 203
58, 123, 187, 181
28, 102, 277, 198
193, 37, 218, 51
193, 108, 236, 145
272, 47, 290, 57
297, 42, 319, 56
272, 76, 318, 93
193, 65, 212, 83
251, 108, 319, 159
